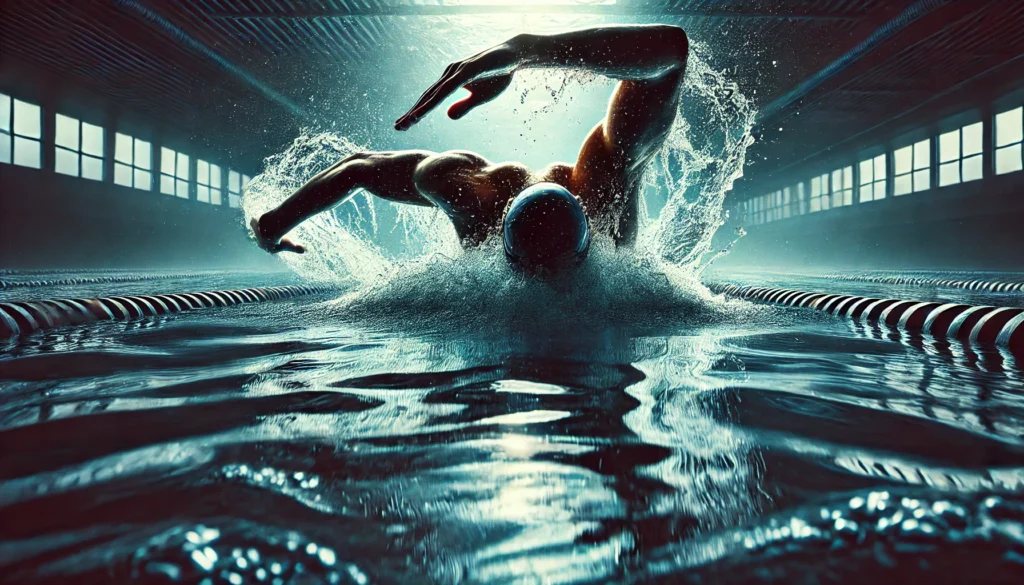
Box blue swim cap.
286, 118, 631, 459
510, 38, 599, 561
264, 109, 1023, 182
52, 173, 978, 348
503, 182, 590, 273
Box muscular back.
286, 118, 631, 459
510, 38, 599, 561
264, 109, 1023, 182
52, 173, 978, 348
413, 152, 581, 246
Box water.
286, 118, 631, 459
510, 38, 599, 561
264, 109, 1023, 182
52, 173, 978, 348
1, 272, 1024, 583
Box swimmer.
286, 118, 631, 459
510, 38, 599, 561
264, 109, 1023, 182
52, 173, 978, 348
251, 25, 689, 274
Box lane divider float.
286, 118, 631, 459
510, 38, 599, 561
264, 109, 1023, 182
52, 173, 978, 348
818, 273, 1024, 293
706, 282, 1023, 355
0, 270, 263, 290
0, 285, 332, 339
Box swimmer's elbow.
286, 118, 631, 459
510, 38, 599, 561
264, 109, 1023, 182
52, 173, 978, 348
655, 25, 689, 68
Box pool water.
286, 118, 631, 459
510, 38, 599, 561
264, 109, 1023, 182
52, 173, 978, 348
1, 271, 1023, 584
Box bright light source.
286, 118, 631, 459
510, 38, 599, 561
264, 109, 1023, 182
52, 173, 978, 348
444, 0, 616, 6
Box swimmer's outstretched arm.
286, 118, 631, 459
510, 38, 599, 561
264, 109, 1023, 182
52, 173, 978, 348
252, 151, 435, 254
394, 24, 689, 138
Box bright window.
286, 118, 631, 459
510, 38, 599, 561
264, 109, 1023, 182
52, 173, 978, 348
228, 170, 242, 208
197, 159, 223, 205
893, 139, 930, 195
54, 113, 104, 180
830, 166, 854, 207
938, 121, 983, 186
809, 173, 829, 212
1, 95, 43, 168
858, 154, 886, 202
0, 93, 10, 165
114, 133, 152, 190
995, 106, 1023, 175
794, 182, 806, 215
160, 147, 190, 198
770, 191, 782, 223
781, 187, 792, 219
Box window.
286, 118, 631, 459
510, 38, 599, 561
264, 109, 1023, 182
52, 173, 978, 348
1, 95, 42, 168
938, 121, 983, 186
766, 190, 785, 222
0, 93, 10, 165
831, 166, 854, 207
196, 159, 222, 205
54, 114, 104, 180
781, 187, 792, 219
160, 147, 190, 198
995, 106, 1022, 175
809, 173, 829, 212
114, 133, 152, 190
228, 170, 242, 208
794, 182, 806, 216
893, 139, 930, 195
858, 154, 886, 202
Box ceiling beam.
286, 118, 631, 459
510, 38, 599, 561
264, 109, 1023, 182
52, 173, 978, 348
112, 0, 314, 121
757, 0, 955, 121
210, 5, 862, 21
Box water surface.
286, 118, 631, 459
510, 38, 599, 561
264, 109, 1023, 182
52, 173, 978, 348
2, 272, 1023, 584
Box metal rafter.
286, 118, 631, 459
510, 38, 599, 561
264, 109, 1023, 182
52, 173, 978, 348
209, 5, 864, 21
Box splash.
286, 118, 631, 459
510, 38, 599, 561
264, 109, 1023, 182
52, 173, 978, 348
643, 42, 757, 270
241, 40, 756, 309
241, 132, 461, 285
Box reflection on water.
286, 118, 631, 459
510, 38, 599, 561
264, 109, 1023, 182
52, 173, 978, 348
1, 283, 1023, 584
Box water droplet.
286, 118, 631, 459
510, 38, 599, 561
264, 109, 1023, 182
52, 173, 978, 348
318, 547, 337, 566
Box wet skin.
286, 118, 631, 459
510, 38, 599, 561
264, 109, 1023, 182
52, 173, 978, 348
253, 25, 689, 253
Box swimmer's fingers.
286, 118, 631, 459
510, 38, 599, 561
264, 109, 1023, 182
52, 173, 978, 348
448, 75, 513, 120
397, 47, 517, 130
396, 65, 475, 130
250, 218, 305, 255
274, 238, 306, 254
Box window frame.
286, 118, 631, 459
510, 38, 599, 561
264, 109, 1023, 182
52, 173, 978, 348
196, 159, 223, 205
995, 105, 1023, 175
114, 132, 153, 191
858, 153, 887, 203
830, 166, 854, 207
160, 146, 191, 199
228, 170, 243, 208
938, 120, 984, 187
809, 172, 830, 212
1, 95, 43, 169
54, 113, 105, 181
893, 138, 931, 196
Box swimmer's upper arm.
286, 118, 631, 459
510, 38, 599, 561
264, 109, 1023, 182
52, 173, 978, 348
347, 151, 436, 206
413, 151, 511, 214
598, 29, 688, 170
601, 72, 687, 172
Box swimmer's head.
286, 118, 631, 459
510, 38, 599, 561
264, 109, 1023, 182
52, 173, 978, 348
503, 183, 591, 275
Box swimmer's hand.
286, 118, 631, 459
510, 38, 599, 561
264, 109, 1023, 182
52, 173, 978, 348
250, 218, 305, 254
395, 41, 519, 130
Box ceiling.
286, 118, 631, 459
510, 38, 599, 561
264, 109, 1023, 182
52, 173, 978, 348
2, 0, 1022, 192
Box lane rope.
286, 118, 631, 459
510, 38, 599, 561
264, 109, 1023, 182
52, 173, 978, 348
0, 284, 332, 339
0, 270, 268, 290
707, 282, 1023, 356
